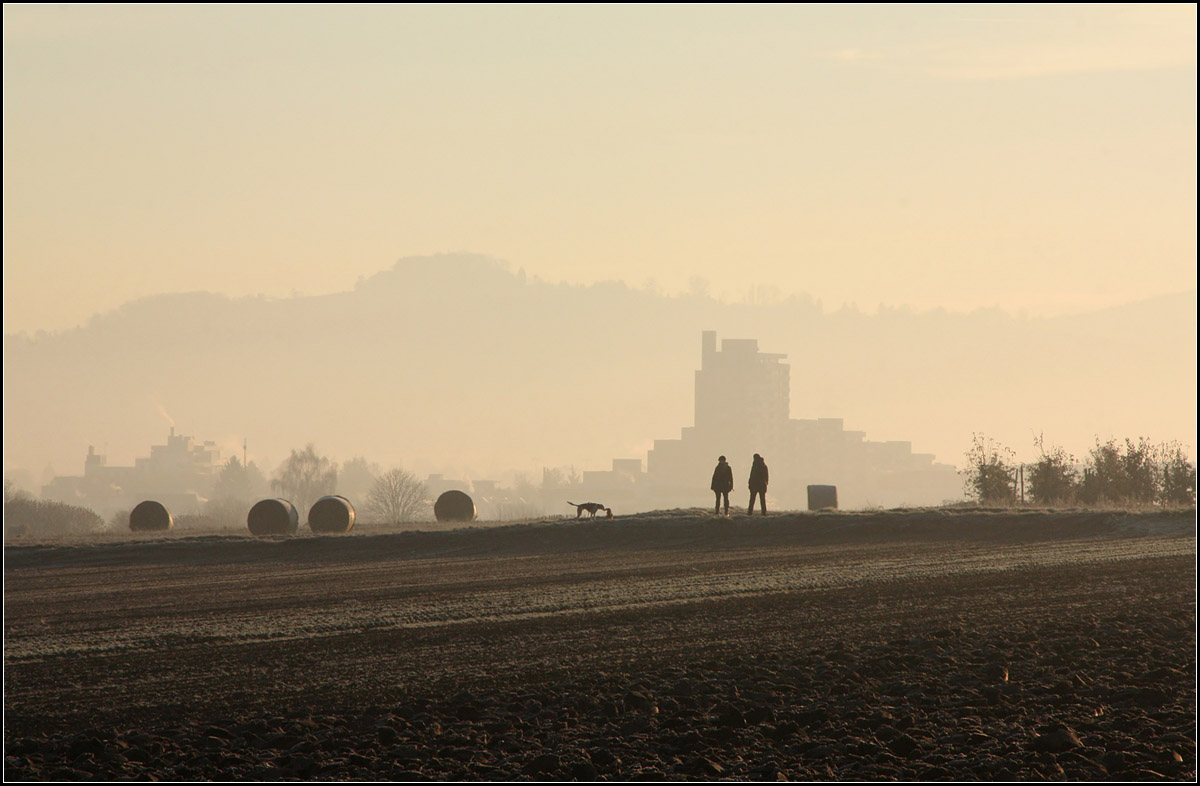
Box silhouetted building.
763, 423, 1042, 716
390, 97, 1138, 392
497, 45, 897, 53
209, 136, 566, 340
640, 331, 960, 509
573, 458, 645, 513
41, 428, 222, 518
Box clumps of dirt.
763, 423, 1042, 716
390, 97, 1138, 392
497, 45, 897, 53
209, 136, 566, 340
5, 608, 1193, 781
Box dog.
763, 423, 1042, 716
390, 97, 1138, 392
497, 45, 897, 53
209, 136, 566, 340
568, 501, 612, 519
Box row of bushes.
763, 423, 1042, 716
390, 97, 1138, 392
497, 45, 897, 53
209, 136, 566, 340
963, 433, 1196, 507
4, 484, 104, 538
5, 482, 255, 538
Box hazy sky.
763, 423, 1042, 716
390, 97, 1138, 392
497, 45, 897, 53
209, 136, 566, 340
3, 4, 1197, 335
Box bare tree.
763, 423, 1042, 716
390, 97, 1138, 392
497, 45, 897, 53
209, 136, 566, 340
271, 444, 338, 522
364, 468, 429, 524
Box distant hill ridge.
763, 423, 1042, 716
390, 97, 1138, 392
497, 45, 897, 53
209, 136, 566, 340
7, 253, 1192, 342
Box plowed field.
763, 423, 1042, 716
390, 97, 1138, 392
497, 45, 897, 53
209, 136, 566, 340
4, 508, 1196, 780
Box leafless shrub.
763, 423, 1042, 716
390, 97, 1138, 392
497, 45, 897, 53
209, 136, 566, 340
364, 469, 429, 524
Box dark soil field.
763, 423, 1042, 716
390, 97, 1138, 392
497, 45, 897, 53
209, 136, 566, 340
4, 508, 1196, 781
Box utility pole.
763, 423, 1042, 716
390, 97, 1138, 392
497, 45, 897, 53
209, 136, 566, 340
243, 438, 247, 468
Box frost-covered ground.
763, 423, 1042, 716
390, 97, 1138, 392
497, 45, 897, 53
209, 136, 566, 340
4, 508, 1196, 780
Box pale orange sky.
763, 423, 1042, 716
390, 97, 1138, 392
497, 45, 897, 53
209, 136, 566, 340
3, 3, 1197, 335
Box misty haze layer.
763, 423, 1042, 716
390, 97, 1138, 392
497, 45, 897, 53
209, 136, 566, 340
2, 255, 1195, 493
4, 6, 1196, 335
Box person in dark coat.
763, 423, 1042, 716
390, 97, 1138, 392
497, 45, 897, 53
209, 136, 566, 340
748, 453, 769, 515
710, 455, 733, 515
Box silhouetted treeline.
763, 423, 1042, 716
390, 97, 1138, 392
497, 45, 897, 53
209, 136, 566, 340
962, 434, 1195, 508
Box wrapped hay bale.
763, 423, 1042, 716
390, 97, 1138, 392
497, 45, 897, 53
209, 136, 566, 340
434, 490, 476, 522
247, 498, 299, 536
129, 500, 173, 532
807, 485, 838, 510
309, 495, 356, 534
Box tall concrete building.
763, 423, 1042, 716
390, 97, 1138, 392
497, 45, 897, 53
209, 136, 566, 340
695, 331, 790, 450
646, 331, 960, 509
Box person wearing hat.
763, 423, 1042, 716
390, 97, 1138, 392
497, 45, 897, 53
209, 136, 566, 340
748, 453, 769, 515
710, 455, 734, 515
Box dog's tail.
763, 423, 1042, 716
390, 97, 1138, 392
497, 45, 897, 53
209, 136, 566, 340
567, 501, 578, 507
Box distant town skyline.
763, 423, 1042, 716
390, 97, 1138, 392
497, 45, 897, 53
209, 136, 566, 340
4, 4, 1196, 334
34, 331, 964, 517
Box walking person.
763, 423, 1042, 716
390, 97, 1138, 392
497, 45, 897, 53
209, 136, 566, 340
710, 455, 733, 515
748, 453, 769, 515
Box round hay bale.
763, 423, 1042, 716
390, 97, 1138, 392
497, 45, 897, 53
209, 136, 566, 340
309, 495, 356, 534
434, 490, 477, 522
247, 498, 299, 536
129, 500, 173, 532
807, 485, 838, 511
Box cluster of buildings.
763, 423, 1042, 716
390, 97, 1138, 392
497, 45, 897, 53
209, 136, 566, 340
38, 331, 962, 520
423, 331, 962, 513
41, 428, 224, 519
566, 331, 961, 511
